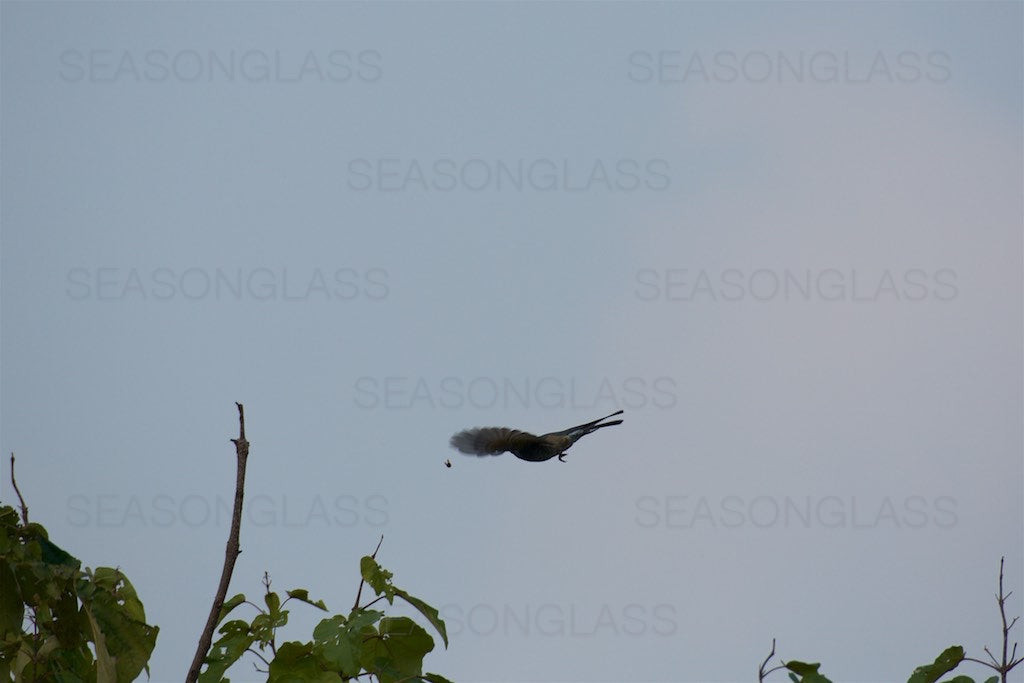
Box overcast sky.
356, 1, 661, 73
1, 2, 1022, 682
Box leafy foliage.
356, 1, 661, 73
908, 646, 968, 683
767, 646, 1000, 683
0, 503, 159, 681
766, 559, 1018, 683
199, 552, 451, 683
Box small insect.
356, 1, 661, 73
444, 459, 452, 468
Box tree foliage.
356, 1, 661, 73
763, 646, 1000, 683
2, 400, 1019, 683
198, 552, 450, 682
0, 504, 159, 681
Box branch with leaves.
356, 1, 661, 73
196, 538, 450, 683
0, 458, 158, 680
760, 558, 1020, 683
757, 638, 831, 683
187, 403, 452, 682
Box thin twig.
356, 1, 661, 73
999, 556, 1010, 678
758, 638, 776, 683
965, 557, 1023, 683
9, 453, 29, 525
758, 638, 788, 682
964, 656, 997, 669
243, 599, 264, 614
246, 647, 270, 667
186, 403, 250, 683
993, 556, 1024, 682
362, 596, 386, 610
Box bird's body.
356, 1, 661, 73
449, 410, 623, 462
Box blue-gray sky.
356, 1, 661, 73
1, 2, 1021, 682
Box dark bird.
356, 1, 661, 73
449, 410, 623, 462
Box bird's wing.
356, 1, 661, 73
449, 427, 537, 456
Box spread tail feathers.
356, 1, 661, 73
450, 427, 530, 456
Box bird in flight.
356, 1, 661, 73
449, 410, 623, 462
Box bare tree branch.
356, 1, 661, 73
965, 557, 1023, 683
759, 637, 788, 682
995, 556, 1024, 681
9, 453, 29, 525
186, 403, 250, 683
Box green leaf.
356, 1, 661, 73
319, 630, 362, 674
938, 677, 978, 683
84, 604, 117, 683
267, 641, 338, 682
217, 593, 247, 624
0, 558, 24, 635
251, 607, 288, 648
51, 588, 86, 649
393, 588, 448, 649
313, 610, 382, 675
785, 661, 833, 683
421, 673, 456, 683
79, 567, 159, 682
982, 677, 1000, 683
287, 589, 328, 611
787, 661, 822, 675
317, 623, 354, 670
313, 614, 346, 641
360, 616, 434, 683
91, 567, 148, 622
38, 536, 79, 569
908, 646, 965, 683
360, 556, 396, 602
347, 608, 385, 631
0, 504, 19, 530
200, 619, 255, 683
266, 590, 282, 615
358, 556, 447, 648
